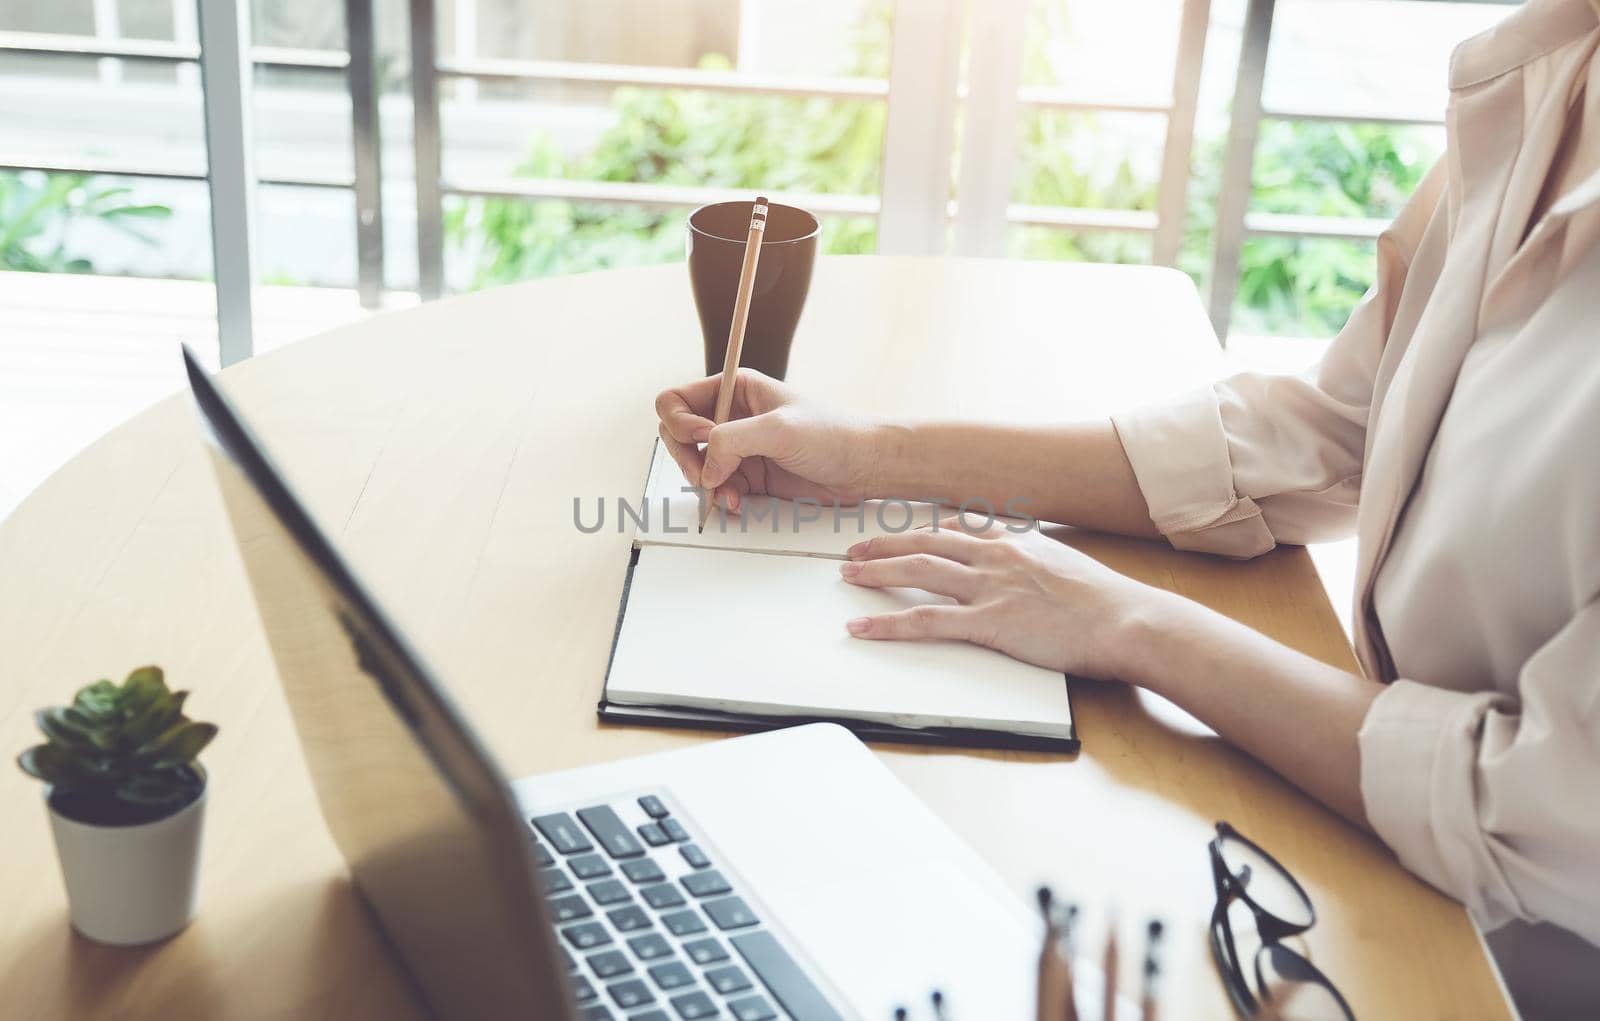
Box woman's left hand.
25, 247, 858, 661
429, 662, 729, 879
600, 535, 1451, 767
840, 519, 1158, 679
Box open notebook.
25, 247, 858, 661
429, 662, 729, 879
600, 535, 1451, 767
598, 441, 1077, 751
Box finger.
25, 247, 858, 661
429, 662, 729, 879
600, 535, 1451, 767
702, 413, 791, 490
845, 529, 989, 565
654, 376, 724, 443
845, 604, 971, 642
714, 471, 752, 515
840, 554, 979, 602
658, 423, 706, 484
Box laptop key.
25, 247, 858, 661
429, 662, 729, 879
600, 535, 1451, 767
641, 883, 686, 910
563, 947, 578, 971
661, 909, 707, 937
661, 818, 690, 843
637, 822, 670, 847
531, 839, 556, 867
562, 922, 613, 950
626, 933, 673, 961
622, 858, 666, 884
550, 895, 593, 923
540, 867, 573, 894
589, 879, 632, 906
608, 905, 652, 932
630, 1012, 670, 1021
607, 978, 656, 1010
706, 965, 752, 995
679, 844, 711, 870
532, 813, 593, 855
731, 931, 844, 1021
669, 990, 718, 1019
579, 805, 648, 859
703, 896, 758, 931
728, 995, 777, 1021
572, 975, 597, 1001
647, 961, 695, 990
578, 1007, 613, 1021
680, 870, 731, 899
638, 795, 669, 819
683, 938, 728, 965
587, 949, 632, 979
570, 853, 613, 880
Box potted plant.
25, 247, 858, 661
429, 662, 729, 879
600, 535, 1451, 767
16, 666, 218, 945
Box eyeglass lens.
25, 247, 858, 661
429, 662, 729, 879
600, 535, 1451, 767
1216, 832, 1314, 928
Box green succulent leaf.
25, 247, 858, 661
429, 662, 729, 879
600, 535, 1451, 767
61, 706, 98, 729
35, 707, 98, 750
118, 772, 190, 806
141, 720, 218, 768
19, 666, 217, 808
121, 666, 168, 717
72, 680, 119, 719
124, 689, 186, 747
17, 743, 68, 782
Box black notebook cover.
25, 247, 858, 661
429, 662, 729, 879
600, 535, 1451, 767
599, 546, 1079, 754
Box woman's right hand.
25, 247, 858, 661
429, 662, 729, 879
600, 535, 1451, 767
654, 368, 881, 515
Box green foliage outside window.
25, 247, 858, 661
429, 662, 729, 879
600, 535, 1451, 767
444, 67, 885, 286
1206, 120, 1436, 335
444, 8, 892, 287
0, 171, 171, 275
448, 34, 1438, 338
0, 3, 1439, 340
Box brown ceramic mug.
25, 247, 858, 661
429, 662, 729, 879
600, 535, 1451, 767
686, 200, 819, 381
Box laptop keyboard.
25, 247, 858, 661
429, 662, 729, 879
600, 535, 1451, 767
529, 793, 838, 1021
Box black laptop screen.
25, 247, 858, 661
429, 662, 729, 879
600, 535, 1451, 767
184, 347, 572, 1021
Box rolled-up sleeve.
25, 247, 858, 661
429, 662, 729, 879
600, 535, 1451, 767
1112, 160, 1447, 558
1358, 597, 1600, 942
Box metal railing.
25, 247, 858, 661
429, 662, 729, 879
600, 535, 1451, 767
406, 0, 900, 300
407, 0, 1210, 299
4, 0, 1508, 351
948, 0, 1210, 263
1205, 0, 1515, 341
0, 0, 383, 362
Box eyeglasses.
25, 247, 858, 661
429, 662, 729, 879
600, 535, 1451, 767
1208, 821, 1356, 1021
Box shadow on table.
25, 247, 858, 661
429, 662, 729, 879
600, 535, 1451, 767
0, 874, 423, 1020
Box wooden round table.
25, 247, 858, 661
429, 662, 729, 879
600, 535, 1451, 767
0, 257, 1509, 1019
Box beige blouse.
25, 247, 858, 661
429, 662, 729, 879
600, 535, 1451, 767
1111, 0, 1600, 1013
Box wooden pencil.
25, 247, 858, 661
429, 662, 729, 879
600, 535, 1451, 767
698, 195, 770, 533
1101, 914, 1119, 1021
1035, 888, 1079, 1021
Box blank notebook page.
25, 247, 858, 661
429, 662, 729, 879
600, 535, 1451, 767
635, 440, 975, 558
607, 544, 1073, 738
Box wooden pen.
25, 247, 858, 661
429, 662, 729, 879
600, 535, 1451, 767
698, 195, 769, 533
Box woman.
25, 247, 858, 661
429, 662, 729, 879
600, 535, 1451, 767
655, 1, 1599, 1014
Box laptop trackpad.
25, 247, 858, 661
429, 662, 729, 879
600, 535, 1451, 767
768, 855, 1037, 1017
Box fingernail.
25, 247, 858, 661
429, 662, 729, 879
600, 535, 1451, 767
692, 425, 711, 443
845, 541, 865, 559
846, 617, 871, 636
700, 458, 717, 485
839, 561, 861, 578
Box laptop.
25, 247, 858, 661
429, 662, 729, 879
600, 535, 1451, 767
185, 346, 1039, 1020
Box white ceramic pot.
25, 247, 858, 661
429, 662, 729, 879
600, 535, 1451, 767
46, 776, 207, 946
